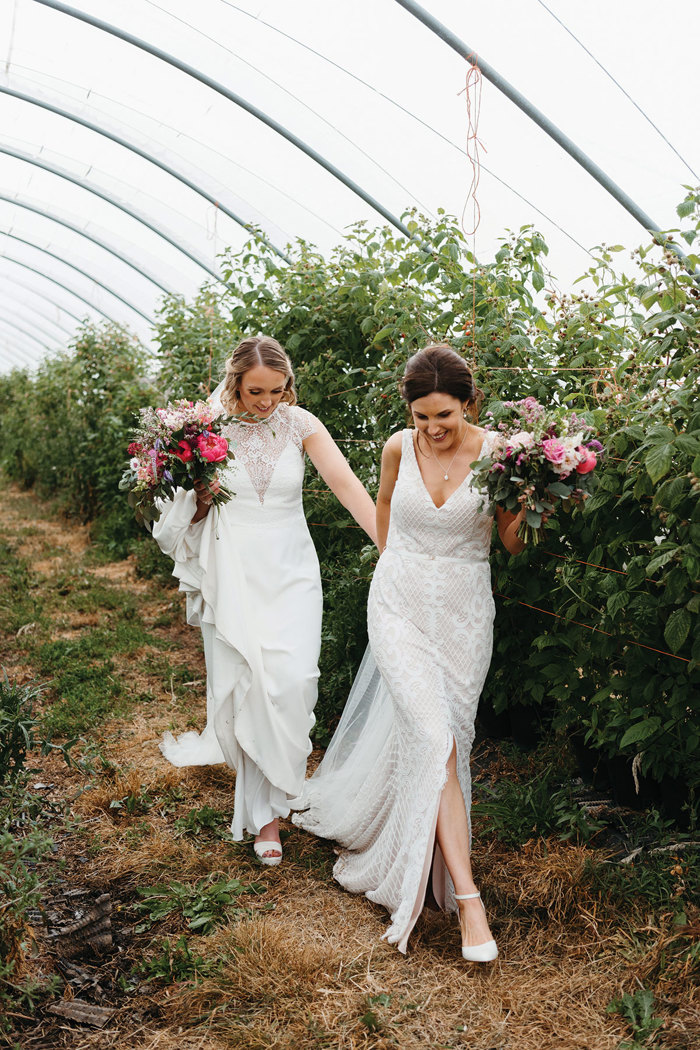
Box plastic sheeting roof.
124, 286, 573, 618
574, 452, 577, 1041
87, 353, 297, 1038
1, 0, 698, 370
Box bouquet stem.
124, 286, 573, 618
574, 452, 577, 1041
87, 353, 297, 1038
516, 519, 543, 546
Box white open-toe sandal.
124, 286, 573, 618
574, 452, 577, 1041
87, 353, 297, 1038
253, 840, 283, 866
455, 892, 498, 962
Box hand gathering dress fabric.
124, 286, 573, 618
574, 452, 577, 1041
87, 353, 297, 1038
152, 403, 322, 840
293, 428, 496, 953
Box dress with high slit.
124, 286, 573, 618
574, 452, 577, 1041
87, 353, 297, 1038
152, 403, 322, 840
293, 427, 496, 952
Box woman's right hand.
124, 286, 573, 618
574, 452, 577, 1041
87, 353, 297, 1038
192, 476, 221, 521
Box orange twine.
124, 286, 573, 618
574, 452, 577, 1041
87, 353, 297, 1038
460, 53, 484, 367
493, 593, 690, 663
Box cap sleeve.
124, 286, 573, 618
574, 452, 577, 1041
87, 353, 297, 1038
293, 405, 319, 443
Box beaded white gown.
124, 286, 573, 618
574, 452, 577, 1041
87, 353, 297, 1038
152, 403, 322, 840
293, 428, 496, 952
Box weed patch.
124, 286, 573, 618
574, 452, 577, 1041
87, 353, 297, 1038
0, 541, 42, 634
174, 805, 230, 840
586, 847, 700, 914
607, 988, 664, 1048
134, 874, 266, 934
474, 767, 608, 847
135, 934, 227, 985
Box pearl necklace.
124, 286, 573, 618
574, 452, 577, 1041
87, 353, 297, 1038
422, 423, 469, 481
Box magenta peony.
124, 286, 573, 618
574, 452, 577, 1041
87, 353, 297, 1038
196, 432, 229, 463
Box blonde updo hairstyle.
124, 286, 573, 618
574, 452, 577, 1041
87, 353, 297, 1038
220, 335, 296, 414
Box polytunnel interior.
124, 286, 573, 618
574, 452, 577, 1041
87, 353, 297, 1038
0, 0, 698, 370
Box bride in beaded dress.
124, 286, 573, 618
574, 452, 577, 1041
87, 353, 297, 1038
152, 336, 376, 865
293, 345, 525, 959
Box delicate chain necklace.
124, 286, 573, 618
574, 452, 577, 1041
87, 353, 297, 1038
420, 423, 469, 481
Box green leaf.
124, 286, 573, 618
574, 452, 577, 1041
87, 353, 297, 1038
664, 608, 691, 653
547, 481, 573, 498
675, 433, 700, 455
606, 591, 629, 619
646, 548, 677, 575
677, 199, 696, 218
645, 443, 673, 483
589, 685, 614, 705
620, 718, 661, 748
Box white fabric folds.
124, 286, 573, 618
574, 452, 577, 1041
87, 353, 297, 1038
153, 404, 322, 838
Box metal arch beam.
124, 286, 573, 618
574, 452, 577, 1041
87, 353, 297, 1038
0, 316, 56, 351
0, 85, 291, 264
0, 303, 71, 343
0, 296, 73, 339
0, 338, 40, 367
0, 273, 87, 325
0, 193, 170, 297
0, 254, 118, 323
30, 0, 416, 241
0, 350, 39, 372
393, 0, 694, 267
1, 143, 224, 285
0, 282, 79, 332
0, 229, 153, 323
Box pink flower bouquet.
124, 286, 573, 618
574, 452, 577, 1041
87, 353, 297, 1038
120, 398, 235, 526
470, 397, 602, 546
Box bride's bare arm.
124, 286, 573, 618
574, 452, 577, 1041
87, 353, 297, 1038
304, 423, 378, 545
495, 506, 526, 556
375, 433, 402, 553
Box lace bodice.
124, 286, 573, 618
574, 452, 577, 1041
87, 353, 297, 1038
220, 403, 317, 504
385, 429, 494, 561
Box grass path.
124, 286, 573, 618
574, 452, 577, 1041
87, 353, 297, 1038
1, 485, 697, 1049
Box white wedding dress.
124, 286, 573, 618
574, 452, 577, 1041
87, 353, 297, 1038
152, 402, 322, 840
293, 428, 496, 952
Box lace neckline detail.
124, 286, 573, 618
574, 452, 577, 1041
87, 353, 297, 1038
407, 428, 489, 511
231, 403, 283, 428
222, 404, 315, 504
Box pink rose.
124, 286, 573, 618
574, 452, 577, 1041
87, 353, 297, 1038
196, 432, 229, 463
507, 430, 535, 454
575, 447, 597, 474
542, 438, 566, 464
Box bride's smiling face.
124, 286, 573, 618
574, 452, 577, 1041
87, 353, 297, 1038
238, 365, 288, 418
410, 391, 468, 450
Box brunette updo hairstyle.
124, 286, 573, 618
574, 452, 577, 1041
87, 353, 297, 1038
220, 335, 296, 414
401, 343, 482, 421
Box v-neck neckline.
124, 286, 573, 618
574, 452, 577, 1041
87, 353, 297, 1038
409, 428, 487, 511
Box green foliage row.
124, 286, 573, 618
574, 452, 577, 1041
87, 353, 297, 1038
0, 195, 698, 792
0, 676, 64, 1025
0, 323, 153, 555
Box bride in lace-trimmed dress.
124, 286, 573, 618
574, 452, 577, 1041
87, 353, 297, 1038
293, 345, 525, 957
152, 336, 376, 865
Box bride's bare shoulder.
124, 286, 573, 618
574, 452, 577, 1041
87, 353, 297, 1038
382, 430, 405, 458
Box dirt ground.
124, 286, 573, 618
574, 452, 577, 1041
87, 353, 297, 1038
1, 485, 697, 1050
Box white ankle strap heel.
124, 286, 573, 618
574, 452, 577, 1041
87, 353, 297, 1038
455, 892, 498, 962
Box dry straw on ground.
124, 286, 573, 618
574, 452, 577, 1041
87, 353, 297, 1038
2, 486, 698, 1050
